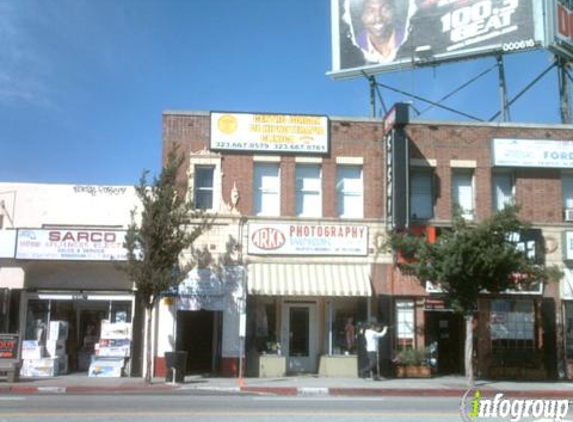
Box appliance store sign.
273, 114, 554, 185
492, 138, 573, 168
16, 229, 128, 261
247, 223, 368, 256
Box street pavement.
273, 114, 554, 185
2, 374, 573, 398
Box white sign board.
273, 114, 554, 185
492, 138, 573, 168
16, 229, 128, 261
247, 222, 368, 256
210, 112, 329, 154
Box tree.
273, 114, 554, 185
385, 206, 560, 386
123, 146, 211, 383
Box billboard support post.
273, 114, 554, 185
496, 55, 511, 122
369, 76, 377, 118
558, 57, 572, 124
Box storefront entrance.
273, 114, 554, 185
176, 310, 221, 375
425, 311, 464, 374
282, 302, 317, 374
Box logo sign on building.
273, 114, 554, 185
248, 223, 368, 256
16, 229, 128, 261
492, 138, 573, 168
564, 231, 573, 261
210, 112, 329, 154
330, 0, 541, 79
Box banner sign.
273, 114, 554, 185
0, 333, 19, 359
247, 222, 368, 256
492, 138, 573, 168
16, 229, 128, 261
210, 112, 329, 154
330, 0, 540, 78
548, 0, 573, 59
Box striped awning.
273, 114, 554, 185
247, 263, 371, 297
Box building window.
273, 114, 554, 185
194, 166, 214, 210
491, 299, 535, 356
253, 163, 280, 216
452, 169, 474, 220
492, 172, 514, 211
410, 169, 433, 220
295, 165, 322, 217
563, 173, 573, 219
336, 166, 363, 218
395, 300, 415, 349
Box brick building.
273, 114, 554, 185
159, 108, 573, 380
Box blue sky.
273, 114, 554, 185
0, 0, 566, 185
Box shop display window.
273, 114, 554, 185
247, 298, 278, 354
395, 300, 415, 350
491, 299, 535, 354
330, 299, 362, 355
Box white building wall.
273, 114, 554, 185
0, 182, 138, 229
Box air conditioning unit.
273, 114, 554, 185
565, 209, 573, 222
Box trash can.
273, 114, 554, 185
165, 351, 187, 383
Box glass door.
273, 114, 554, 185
282, 302, 317, 373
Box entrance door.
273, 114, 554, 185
425, 311, 464, 374
176, 310, 221, 374
282, 303, 317, 374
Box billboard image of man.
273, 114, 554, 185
355, 0, 409, 63
332, 0, 539, 78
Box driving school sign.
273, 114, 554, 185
247, 222, 368, 256
210, 112, 329, 154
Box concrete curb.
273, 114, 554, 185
2, 383, 573, 398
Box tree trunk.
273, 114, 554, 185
464, 314, 474, 387
144, 303, 153, 383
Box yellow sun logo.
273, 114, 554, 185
218, 115, 238, 134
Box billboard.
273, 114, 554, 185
330, 0, 543, 78
547, 0, 573, 60
210, 112, 329, 154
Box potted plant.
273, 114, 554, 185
393, 347, 432, 378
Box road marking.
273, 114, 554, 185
0, 397, 25, 401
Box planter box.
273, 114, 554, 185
257, 355, 286, 378
318, 355, 358, 378
395, 364, 432, 378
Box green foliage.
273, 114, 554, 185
385, 206, 560, 315
122, 144, 212, 310
394, 347, 430, 366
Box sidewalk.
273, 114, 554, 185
2, 374, 573, 398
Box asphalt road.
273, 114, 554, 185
0, 392, 568, 421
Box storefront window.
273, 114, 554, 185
491, 299, 535, 354
395, 300, 414, 350
330, 299, 362, 355
247, 298, 278, 354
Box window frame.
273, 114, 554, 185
409, 168, 434, 220
193, 165, 215, 210
253, 162, 281, 216
492, 171, 515, 212
336, 165, 364, 219
451, 169, 475, 220
295, 164, 322, 218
